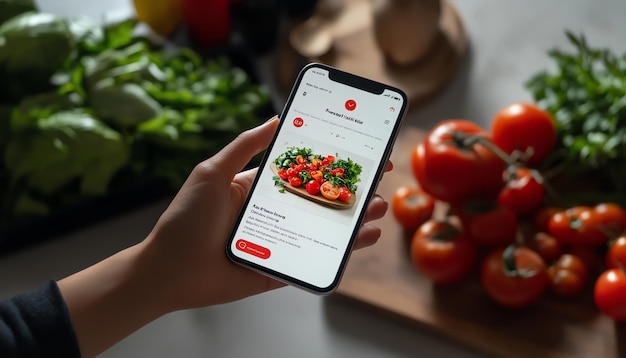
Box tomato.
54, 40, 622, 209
310, 170, 323, 180
391, 186, 435, 232
594, 268, 626, 321
311, 158, 322, 167
587, 203, 626, 244
277, 168, 289, 181
606, 236, 626, 269
305, 180, 320, 195
481, 245, 549, 308
320, 181, 340, 200
548, 203, 626, 246
182, 0, 231, 48
296, 155, 307, 164
457, 202, 517, 247
547, 206, 588, 245
410, 220, 477, 284
411, 120, 506, 204
498, 167, 544, 216
529, 232, 562, 263
288, 176, 303, 187
338, 186, 352, 203
330, 168, 344, 177
322, 155, 335, 166
286, 167, 298, 179
491, 102, 556, 166
547, 254, 589, 298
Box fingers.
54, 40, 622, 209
385, 160, 393, 172
210, 116, 279, 177
232, 167, 258, 188
353, 224, 381, 250
362, 195, 388, 223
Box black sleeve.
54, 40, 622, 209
0, 280, 81, 358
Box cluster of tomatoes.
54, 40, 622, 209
276, 154, 353, 202
392, 102, 626, 320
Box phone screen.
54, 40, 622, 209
227, 63, 407, 293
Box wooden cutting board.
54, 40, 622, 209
334, 126, 626, 358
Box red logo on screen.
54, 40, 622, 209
293, 117, 304, 127
345, 99, 356, 111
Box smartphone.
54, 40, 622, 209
226, 63, 408, 294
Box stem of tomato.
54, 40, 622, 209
463, 134, 566, 204
502, 244, 537, 278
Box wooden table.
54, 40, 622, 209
335, 127, 626, 358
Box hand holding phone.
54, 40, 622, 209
227, 63, 408, 294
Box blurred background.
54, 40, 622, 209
2, 0, 626, 357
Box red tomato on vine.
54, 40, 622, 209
411, 120, 506, 204
391, 186, 435, 232
481, 245, 549, 308
595, 268, 626, 321
410, 220, 477, 285
491, 102, 556, 166
498, 167, 544, 216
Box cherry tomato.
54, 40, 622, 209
586, 203, 626, 244
277, 168, 289, 181
410, 220, 477, 284
330, 168, 344, 177
529, 232, 562, 263
491, 102, 556, 166
548, 203, 626, 246
594, 268, 626, 321
547, 206, 588, 245
547, 254, 589, 298
320, 181, 339, 200
338, 186, 352, 203
296, 155, 307, 164
288, 176, 303, 187
391, 186, 435, 232
305, 180, 320, 195
322, 155, 335, 166
481, 245, 549, 308
286, 167, 298, 179
310, 170, 323, 180
498, 167, 544, 216
311, 158, 322, 167
606, 236, 626, 269
457, 202, 517, 247
411, 120, 506, 204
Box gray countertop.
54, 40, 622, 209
2, 0, 626, 357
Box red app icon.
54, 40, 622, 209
293, 117, 304, 127
345, 99, 356, 111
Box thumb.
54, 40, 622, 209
210, 116, 279, 177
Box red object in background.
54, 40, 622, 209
182, 0, 232, 48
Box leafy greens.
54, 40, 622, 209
0, 10, 270, 228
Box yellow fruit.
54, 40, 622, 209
133, 0, 183, 36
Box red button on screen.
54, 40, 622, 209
235, 239, 271, 259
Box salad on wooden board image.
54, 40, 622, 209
271, 146, 362, 209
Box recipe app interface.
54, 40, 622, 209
230, 66, 406, 290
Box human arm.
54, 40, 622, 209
57, 116, 391, 357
